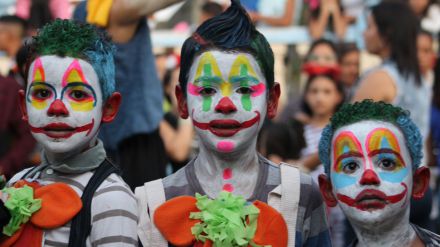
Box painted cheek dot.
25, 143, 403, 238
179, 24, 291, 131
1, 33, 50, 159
223, 168, 232, 180
217, 141, 235, 152
223, 183, 234, 192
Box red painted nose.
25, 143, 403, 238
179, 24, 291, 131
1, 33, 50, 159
47, 99, 69, 117
359, 169, 380, 185
215, 97, 237, 114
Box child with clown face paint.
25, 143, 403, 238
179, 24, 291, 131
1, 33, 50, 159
318, 100, 440, 247
135, 1, 331, 247
0, 20, 138, 246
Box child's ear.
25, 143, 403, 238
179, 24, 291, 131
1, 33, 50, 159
18, 89, 28, 121
318, 174, 338, 207
267, 83, 280, 119
412, 166, 430, 200
102, 92, 122, 123
175, 85, 189, 119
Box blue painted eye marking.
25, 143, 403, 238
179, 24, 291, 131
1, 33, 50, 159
331, 172, 357, 189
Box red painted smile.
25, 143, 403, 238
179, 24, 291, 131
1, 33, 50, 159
337, 183, 408, 211
30, 119, 94, 139
192, 111, 261, 137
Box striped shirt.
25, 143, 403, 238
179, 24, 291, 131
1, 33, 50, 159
7, 140, 138, 247
162, 155, 332, 246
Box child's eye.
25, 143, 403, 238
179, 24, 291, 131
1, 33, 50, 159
236, 87, 254, 95
379, 159, 397, 171
69, 90, 89, 100
342, 161, 360, 174
200, 88, 216, 96
32, 89, 52, 100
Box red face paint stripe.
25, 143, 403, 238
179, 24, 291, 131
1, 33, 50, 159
30, 119, 94, 138
192, 111, 261, 137
336, 183, 408, 210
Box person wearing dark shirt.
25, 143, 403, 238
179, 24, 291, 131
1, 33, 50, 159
0, 75, 35, 178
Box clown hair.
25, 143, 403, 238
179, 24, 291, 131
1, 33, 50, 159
178, 0, 274, 94
26, 19, 116, 100
319, 100, 423, 175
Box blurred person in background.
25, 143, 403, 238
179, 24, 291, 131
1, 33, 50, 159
337, 42, 360, 101
417, 30, 436, 87
16, 0, 70, 34
248, 0, 295, 27
199, 1, 223, 24
299, 64, 345, 246
0, 15, 26, 80
258, 120, 305, 165
0, 74, 35, 179
306, 0, 347, 41
74, 0, 185, 189
279, 39, 339, 123
305, 38, 339, 67
409, 0, 440, 35
353, 0, 434, 231
156, 51, 194, 173
298, 65, 344, 178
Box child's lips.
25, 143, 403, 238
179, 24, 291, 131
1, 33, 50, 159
29, 119, 95, 138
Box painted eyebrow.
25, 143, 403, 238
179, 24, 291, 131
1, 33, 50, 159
194, 75, 223, 84
229, 75, 260, 84
334, 151, 363, 167
368, 148, 406, 166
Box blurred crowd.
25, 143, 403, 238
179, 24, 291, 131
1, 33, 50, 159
0, 0, 439, 246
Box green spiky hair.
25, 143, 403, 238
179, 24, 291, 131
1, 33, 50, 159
319, 100, 423, 174
28, 19, 116, 100
33, 19, 99, 57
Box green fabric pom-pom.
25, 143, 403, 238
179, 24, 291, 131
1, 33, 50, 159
190, 191, 268, 247
2, 185, 42, 236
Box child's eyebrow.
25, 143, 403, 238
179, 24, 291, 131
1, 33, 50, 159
194, 75, 223, 84
229, 75, 259, 84
335, 151, 363, 166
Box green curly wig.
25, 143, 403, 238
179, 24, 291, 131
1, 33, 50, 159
319, 100, 423, 174
27, 19, 116, 100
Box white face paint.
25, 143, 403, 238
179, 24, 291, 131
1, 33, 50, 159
187, 50, 267, 156
26, 55, 103, 154
330, 120, 413, 226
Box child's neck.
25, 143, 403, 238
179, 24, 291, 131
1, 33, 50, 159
194, 139, 260, 199
45, 138, 97, 164
351, 208, 418, 247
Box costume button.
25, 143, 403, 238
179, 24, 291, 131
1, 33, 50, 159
46, 169, 54, 175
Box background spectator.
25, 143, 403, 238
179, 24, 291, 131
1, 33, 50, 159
306, 0, 347, 40
16, 0, 70, 34
0, 75, 35, 179
0, 15, 26, 78
337, 42, 360, 101
199, 1, 223, 24
74, 0, 184, 189
417, 30, 436, 86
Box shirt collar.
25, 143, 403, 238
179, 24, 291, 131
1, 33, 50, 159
41, 139, 106, 174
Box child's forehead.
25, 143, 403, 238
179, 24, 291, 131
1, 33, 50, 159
332, 120, 405, 145
27, 55, 99, 88
188, 50, 265, 82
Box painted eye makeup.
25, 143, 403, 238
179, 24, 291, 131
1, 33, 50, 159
338, 158, 362, 174
199, 87, 217, 97
27, 82, 57, 102
235, 87, 254, 95
374, 153, 404, 172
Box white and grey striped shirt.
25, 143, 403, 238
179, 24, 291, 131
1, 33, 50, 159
8, 141, 138, 247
